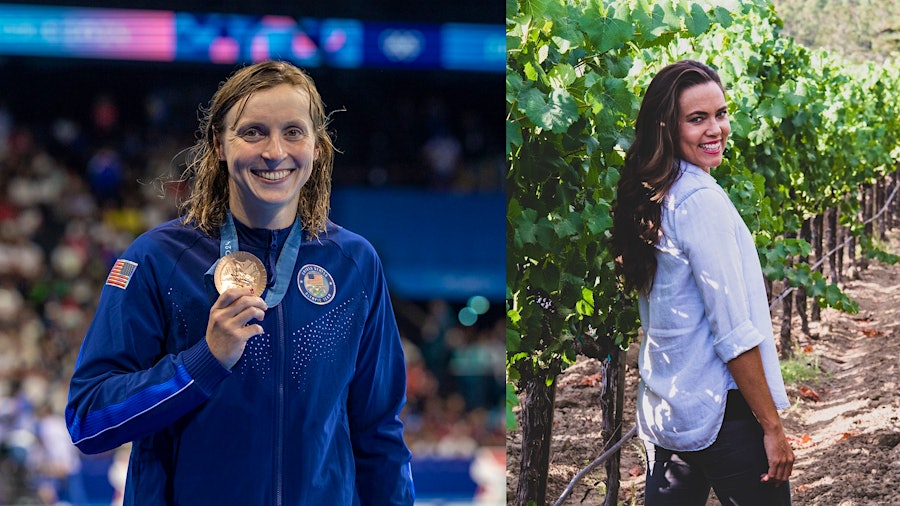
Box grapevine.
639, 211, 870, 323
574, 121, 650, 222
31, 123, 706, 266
507, 0, 900, 503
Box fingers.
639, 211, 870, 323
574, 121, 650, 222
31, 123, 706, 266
213, 287, 268, 314
213, 287, 267, 328
760, 466, 790, 486
769, 458, 793, 484
207, 287, 268, 369
761, 434, 795, 486
223, 299, 267, 327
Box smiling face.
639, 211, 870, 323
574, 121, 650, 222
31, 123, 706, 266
677, 81, 730, 173
216, 83, 318, 229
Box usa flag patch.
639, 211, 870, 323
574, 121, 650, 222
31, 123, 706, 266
106, 259, 138, 290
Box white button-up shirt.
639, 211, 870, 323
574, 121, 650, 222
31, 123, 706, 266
636, 160, 789, 452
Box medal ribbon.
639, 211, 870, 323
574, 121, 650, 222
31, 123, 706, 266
204, 211, 303, 307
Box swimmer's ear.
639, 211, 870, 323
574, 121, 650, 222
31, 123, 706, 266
214, 134, 224, 160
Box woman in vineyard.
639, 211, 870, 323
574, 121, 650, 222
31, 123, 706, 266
611, 60, 794, 505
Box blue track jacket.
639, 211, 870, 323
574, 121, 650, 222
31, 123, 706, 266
66, 217, 414, 505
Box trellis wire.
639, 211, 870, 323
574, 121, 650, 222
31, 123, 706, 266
553, 178, 899, 505
553, 425, 638, 506
768, 177, 900, 311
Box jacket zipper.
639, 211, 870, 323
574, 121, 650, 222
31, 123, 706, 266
275, 302, 285, 506
267, 231, 278, 289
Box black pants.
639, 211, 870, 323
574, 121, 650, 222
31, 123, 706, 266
644, 390, 792, 505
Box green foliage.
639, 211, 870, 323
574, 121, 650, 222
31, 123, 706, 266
860, 235, 900, 265
506, 383, 520, 430
507, 0, 900, 430
780, 353, 824, 384
507, 0, 704, 424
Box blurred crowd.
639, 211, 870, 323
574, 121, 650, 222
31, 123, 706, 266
0, 63, 504, 505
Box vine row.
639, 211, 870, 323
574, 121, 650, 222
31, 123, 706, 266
506, 0, 900, 503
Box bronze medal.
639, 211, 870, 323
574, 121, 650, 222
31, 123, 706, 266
213, 251, 267, 295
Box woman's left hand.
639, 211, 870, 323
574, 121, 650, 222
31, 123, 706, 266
725, 347, 795, 486
760, 428, 794, 486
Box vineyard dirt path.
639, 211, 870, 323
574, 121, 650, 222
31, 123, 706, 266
507, 237, 900, 505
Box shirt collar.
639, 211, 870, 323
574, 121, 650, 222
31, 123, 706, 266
677, 159, 715, 180
233, 216, 293, 251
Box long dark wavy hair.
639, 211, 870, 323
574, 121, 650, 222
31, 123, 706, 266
611, 60, 725, 294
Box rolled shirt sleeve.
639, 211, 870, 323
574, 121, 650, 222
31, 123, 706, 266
674, 186, 767, 363
636, 162, 789, 452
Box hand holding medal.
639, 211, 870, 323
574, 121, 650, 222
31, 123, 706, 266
207, 248, 270, 370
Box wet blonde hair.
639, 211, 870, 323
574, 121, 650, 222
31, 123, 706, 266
179, 60, 335, 237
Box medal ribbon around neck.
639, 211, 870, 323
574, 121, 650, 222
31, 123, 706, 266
204, 211, 303, 307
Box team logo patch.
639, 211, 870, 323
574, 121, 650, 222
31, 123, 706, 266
297, 264, 335, 305
106, 259, 138, 290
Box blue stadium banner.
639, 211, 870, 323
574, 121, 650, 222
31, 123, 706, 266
0, 3, 503, 72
